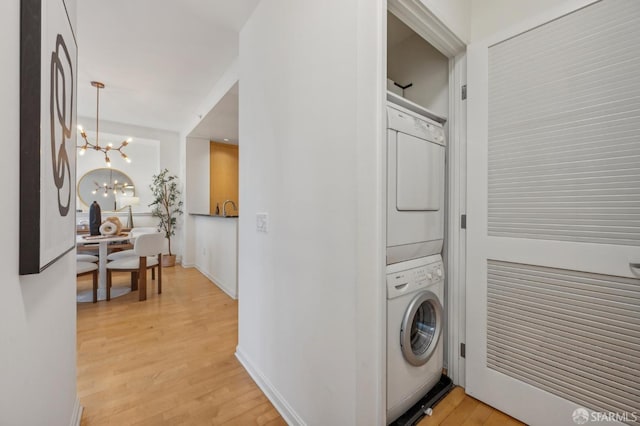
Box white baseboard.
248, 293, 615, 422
195, 264, 237, 299
181, 263, 195, 268
69, 397, 83, 426
235, 347, 305, 426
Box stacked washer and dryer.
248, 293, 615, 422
386, 93, 447, 424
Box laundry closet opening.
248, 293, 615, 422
384, 9, 456, 425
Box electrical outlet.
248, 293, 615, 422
256, 213, 268, 233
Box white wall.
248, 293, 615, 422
180, 136, 211, 266
193, 216, 238, 299
180, 62, 239, 268
470, 0, 562, 42
0, 0, 79, 425
388, 13, 449, 117
237, 0, 384, 424
185, 137, 211, 215
421, 0, 471, 43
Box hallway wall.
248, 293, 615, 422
0, 0, 79, 424
236, 0, 385, 424
470, 0, 565, 41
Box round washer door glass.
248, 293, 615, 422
400, 290, 443, 366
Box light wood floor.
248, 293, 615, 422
77, 266, 522, 426
418, 387, 525, 426
77, 266, 285, 425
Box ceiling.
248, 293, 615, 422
76, 0, 258, 132
188, 82, 239, 144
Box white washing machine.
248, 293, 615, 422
386, 255, 444, 424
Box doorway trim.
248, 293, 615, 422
387, 0, 466, 57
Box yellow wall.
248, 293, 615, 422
210, 141, 239, 215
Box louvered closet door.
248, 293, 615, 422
466, 1, 640, 425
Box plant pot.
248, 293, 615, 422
161, 254, 176, 267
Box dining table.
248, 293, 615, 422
76, 233, 136, 302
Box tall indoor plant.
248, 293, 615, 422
149, 169, 183, 266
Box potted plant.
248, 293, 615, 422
149, 169, 183, 267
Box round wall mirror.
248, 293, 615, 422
78, 168, 135, 211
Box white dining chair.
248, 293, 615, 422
106, 232, 164, 301
106, 227, 160, 261
77, 254, 99, 263
77, 261, 99, 303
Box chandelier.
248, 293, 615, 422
77, 81, 132, 167
92, 180, 132, 197
91, 168, 132, 197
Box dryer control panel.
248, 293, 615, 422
386, 255, 444, 300
387, 105, 445, 146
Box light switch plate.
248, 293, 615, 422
256, 213, 268, 233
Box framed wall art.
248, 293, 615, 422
20, 0, 77, 274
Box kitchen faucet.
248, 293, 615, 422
222, 200, 237, 217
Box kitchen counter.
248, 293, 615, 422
191, 214, 238, 299
189, 213, 238, 218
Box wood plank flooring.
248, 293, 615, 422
418, 387, 525, 426
77, 266, 285, 425
78, 266, 523, 425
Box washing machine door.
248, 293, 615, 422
400, 290, 443, 366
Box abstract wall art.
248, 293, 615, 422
20, 0, 77, 274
